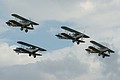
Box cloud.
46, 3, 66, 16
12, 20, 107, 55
1, 0, 96, 21
0, 40, 119, 80
0, 44, 104, 80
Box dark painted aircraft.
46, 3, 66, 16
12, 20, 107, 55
86, 40, 115, 58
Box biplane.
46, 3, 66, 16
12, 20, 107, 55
14, 41, 46, 58
85, 40, 115, 58
56, 26, 90, 44
6, 14, 39, 32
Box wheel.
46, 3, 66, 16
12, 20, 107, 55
102, 55, 105, 58
20, 28, 23, 31
72, 40, 75, 43
25, 29, 28, 32
34, 55, 36, 58
77, 41, 80, 45
29, 54, 31, 56
98, 53, 100, 56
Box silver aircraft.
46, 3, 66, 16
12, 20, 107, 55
14, 41, 46, 58
6, 14, 39, 32
56, 26, 90, 44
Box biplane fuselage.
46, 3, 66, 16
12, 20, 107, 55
6, 20, 32, 27
56, 33, 80, 39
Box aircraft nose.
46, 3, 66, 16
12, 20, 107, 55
55, 34, 59, 36
6, 21, 11, 25
85, 49, 90, 51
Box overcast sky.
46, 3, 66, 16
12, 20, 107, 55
0, 0, 120, 80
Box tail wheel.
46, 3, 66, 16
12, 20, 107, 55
25, 29, 28, 32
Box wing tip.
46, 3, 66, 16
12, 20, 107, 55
11, 13, 18, 16
17, 41, 23, 43
90, 40, 94, 42
61, 26, 67, 29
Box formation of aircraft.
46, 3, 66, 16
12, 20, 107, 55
56, 26, 90, 44
85, 40, 115, 58
6, 14, 39, 32
4, 14, 115, 58
14, 41, 46, 58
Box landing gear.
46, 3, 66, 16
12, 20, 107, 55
20, 28, 23, 31
29, 54, 31, 56
102, 55, 105, 58
77, 42, 80, 44
98, 53, 100, 56
34, 55, 36, 58
72, 40, 75, 43
77, 41, 80, 45
25, 29, 28, 33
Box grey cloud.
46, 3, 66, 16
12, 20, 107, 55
91, 0, 113, 3
0, 54, 89, 80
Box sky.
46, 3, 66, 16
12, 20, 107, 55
0, 0, 120, 80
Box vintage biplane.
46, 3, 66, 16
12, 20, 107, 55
85, 40, 115, 58
6, 14, 39, 32
14, 41, 46, 58
56, 26, 90, 44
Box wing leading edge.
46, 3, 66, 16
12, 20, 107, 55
12, 14, 39, 25
17, 41, 46, 51
61, 26, 90, 38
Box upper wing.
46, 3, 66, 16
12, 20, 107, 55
61, 26, 90, 38
61, 26, 80, 34
12, 14, 39, 25
90, 40, 106, 48
17, 41, 40, 48
90, 40, 115, 53
17, 41, 46, 51
38, 47, 47, 51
